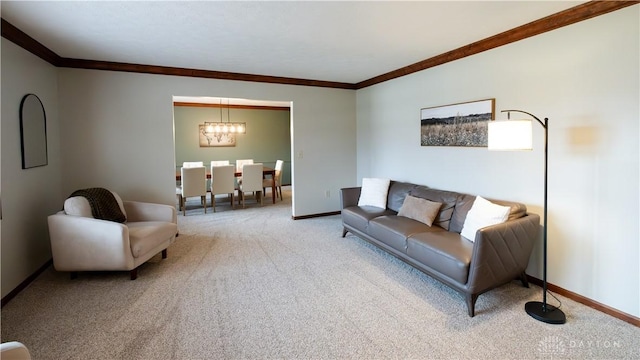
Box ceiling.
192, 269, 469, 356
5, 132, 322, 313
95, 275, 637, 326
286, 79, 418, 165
1, 1, 587, 85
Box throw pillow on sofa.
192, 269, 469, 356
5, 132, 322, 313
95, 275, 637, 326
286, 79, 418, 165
398, 195, 442, 226
357, 178, 391, 209
460, 196, 510, 241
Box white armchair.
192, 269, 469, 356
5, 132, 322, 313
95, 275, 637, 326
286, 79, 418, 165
48, 190, 178, 280
0, 342, 31, 360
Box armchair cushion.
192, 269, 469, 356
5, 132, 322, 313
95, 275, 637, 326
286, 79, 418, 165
128, 221, 178, 257
64, 188, 127, 222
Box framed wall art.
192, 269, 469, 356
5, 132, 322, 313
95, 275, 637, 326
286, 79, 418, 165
420, 98, 495, 147
199, 125, 236, 147
20, 93, 48, 168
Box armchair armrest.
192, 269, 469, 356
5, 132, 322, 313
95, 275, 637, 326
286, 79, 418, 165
340, 187, 362, 209
48, 213, 133, 271
466, 213, 540, 293
124, 201, 177, 224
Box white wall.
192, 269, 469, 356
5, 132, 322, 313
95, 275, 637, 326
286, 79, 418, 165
1, 40, 63, 298
356, 7, 639, 317
57, 69, 356, 217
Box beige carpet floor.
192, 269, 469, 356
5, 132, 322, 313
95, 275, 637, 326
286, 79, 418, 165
1, 187, 639, 359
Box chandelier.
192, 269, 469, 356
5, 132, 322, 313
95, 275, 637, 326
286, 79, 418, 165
203, 99, 246, 134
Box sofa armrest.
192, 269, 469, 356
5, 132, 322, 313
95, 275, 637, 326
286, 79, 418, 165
48, 213, 133, 271
124, 201, 177, 224
466, 213, 540, 293
340, 187, 362, 209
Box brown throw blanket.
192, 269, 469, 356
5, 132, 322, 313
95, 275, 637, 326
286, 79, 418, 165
69, 188, 126, 223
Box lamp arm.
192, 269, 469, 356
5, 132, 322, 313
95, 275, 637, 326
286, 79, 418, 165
500, 109, 546, 129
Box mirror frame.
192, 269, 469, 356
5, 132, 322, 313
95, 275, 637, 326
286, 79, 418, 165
19, 93, 48, 169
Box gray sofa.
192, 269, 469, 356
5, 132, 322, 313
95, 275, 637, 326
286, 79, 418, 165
340, 181, 540, 317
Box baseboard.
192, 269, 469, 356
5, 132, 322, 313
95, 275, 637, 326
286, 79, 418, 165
292, 211, 340, 220
1, 258, 53, 308
527, 275, 639, 327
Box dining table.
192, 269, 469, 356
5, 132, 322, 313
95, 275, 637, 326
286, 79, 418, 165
176, 167, 277, 204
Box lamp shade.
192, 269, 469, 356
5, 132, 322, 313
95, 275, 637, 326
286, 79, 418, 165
488, 120, 533, 150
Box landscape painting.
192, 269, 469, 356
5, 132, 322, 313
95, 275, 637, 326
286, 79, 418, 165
420, 98, 495, 147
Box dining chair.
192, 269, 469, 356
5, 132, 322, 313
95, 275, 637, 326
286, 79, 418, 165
183, 161, 204, 168
238, 163, 263, 208
235, 159, 254, 186
178, 166, 207, 215
210, 164, 235, 212
235, 159, 254, 172
211, 160, 230, 166
263, 160, 284, 201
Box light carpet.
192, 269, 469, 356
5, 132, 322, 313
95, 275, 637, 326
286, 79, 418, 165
1, 187, 639, 359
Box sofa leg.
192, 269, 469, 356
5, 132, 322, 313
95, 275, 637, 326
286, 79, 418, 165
466, 294, 478, 317
70, 271, 78, 280
520, 272, 530, 288
342, 228, 348, 238
130, 269, 138, 280
162, 249, 167, 259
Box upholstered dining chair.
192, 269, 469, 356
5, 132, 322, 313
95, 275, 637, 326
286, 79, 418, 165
210, 164, 235, 212
235, 159, 254, 185
263, 159, 284, 201
238, 163, 263, 208
183, 161, 204, 168
211, 160, 230, 166
178, 166, 207, 215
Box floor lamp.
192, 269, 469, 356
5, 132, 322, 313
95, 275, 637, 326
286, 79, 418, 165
488, 109, 566, 325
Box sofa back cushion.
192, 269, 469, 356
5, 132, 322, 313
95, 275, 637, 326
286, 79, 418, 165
386, 181, 418, 212
409, 186, 459, 230
450, 194, 527, 233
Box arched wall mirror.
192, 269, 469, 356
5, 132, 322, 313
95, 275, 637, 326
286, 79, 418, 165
19, 93, 48, 169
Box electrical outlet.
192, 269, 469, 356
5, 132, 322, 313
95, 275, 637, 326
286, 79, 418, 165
325, 190, 330, 198
297, 151, 303, 159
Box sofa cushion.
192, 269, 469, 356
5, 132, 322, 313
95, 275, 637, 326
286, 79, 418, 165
128, 221, 177, 258
387, 181, 418, 212
460, 196, 511, 241
369, 215, 444, 253
342, 206, 395, 234
358, 178, 391, 209
409, 186, 460, 231
398, 195, 442, 226
407, 231, 474, 284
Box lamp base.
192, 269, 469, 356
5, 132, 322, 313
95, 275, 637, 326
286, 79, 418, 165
525, 301, 566, 324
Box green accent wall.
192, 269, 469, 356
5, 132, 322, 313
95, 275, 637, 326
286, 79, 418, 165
174, 106, 291, 185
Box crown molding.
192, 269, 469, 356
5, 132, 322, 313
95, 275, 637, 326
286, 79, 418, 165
173, 102, 290, 111
356, 0, 639, 89
2, 1, 638, 90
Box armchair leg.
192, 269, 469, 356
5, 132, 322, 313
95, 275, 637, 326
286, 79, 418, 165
520, 272, 530, 288
162, 249, 168, 259
130, 268, 138, 280
342, 228, 348, 238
